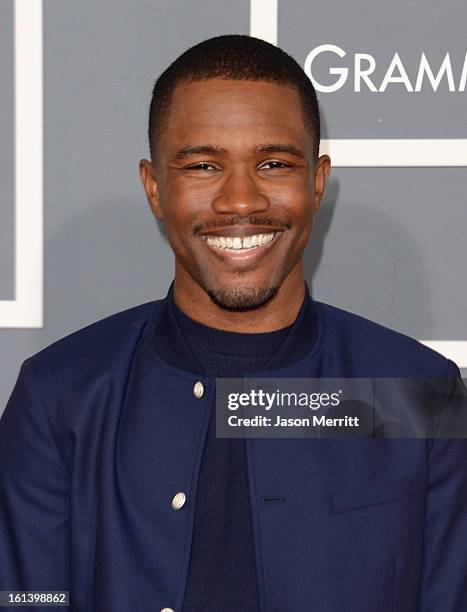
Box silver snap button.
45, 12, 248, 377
171, 491, 186, 511
193, 381, 204, 398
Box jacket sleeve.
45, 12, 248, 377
418, 359, 467, 611
0, 359, 69, 608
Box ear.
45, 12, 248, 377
139, 159, 164, 219
313, 154, 331, 215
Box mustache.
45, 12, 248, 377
193, 216, 292, 235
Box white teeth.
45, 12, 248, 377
263, 233, 274, 245
204, 232, 277, 251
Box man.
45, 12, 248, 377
0, 35, 466, 612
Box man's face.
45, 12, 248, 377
140, 78, 330, 311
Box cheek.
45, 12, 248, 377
161, 216, 189, 253
285, 197, 315, 249
158, 203, 204, 258
159, 189, 197, 227
275, 194, 314, 230
270, 177, 314, 213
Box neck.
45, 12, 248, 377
173, 262, 306, 333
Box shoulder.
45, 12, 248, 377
3, 300, 166, 442
315, 300, 458, 378
26, 299, 163, 382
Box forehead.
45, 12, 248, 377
161, 79, 311, 153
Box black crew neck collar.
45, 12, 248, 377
173, 294, 295, 359
153, 280, 318, 375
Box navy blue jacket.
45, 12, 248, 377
1, 286, 466, 611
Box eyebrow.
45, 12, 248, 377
174, 145, 227, 159
173, 143, 306, 160
255, 143, 306, 159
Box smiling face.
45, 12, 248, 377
140, 78, 330, 328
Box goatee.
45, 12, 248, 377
206, 285, 279, 312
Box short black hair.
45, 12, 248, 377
148, 34, 320, 161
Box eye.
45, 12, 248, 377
184, 162, 218, 171
259, 160, 291, 170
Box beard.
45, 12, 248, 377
205, 283, 279, 312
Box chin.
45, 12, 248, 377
205, 283, 279, 312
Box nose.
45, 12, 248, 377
211, 167, 269, 216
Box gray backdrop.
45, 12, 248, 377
1, 0, 466, 412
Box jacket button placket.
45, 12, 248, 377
163, 381, 206, 610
